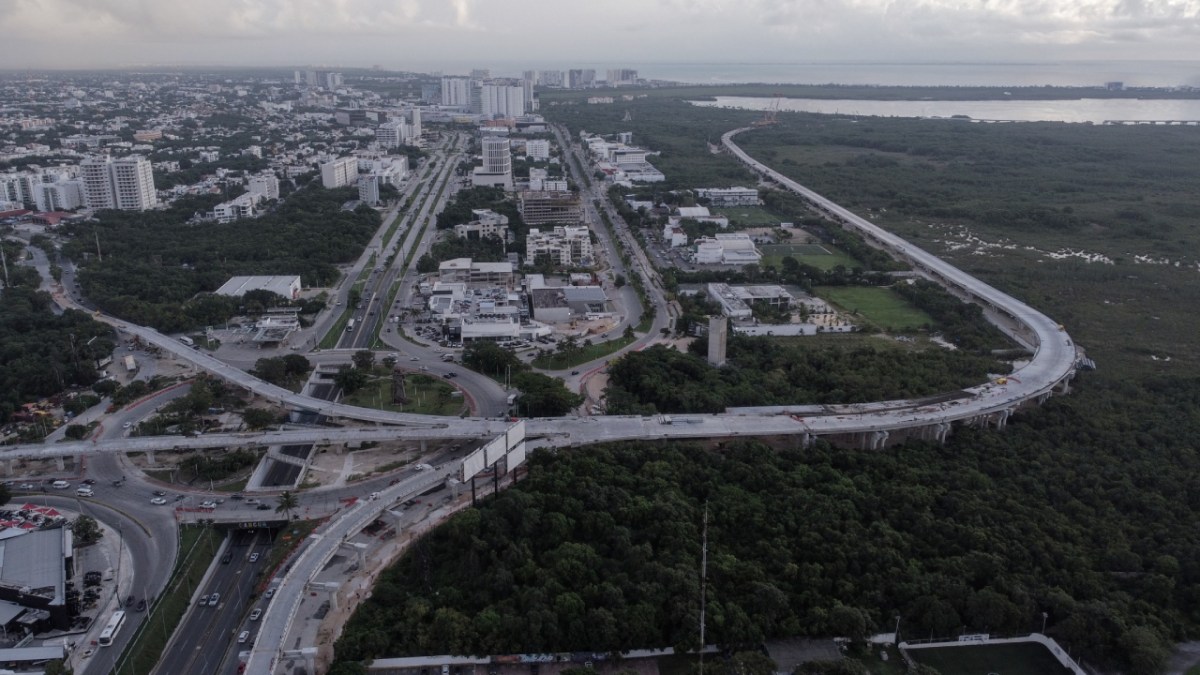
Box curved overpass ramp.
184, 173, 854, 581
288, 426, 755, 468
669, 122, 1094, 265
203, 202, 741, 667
14, 128, 1077, 461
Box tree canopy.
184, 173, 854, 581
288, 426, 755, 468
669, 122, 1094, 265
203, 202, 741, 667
335, 376, 1200, 675
63, 185, 380, 332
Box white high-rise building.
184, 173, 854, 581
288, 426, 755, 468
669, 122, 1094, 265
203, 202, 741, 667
606, 69, 639, 86
482, 137, 511, 175
34, 180, 85, 211
480, 85, 525, 118
358, 174, 381, 205
80, 155, 157, 211
441, 77, 471, 107
247, 172, 280, 200
521, 73, 536, 108
472, 137, 513, 190
0, 172, 36, 206
525, 139, 551, 161
538, 70, 565, 88
410, 108, 421, 139
375, 120, 408, 149
320, 157, 358, 189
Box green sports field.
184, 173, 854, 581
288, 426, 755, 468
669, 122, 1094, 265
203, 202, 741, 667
909, 642, 1072, 675
815, 285, 933, 331
760, 242, 860, 271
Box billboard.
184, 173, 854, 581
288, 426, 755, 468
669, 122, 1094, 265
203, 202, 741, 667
483, 436, 507, 466
461, 447, 487, 480
506, 440, 527, 470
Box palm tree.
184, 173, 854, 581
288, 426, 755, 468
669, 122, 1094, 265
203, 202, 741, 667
276, 490, 299, 521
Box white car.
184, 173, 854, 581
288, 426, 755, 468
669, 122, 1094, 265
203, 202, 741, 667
249, 552, 260, 563
249, 608, 262, 621
150, 497, 167, 505
199, 500, 217, 509
122, 421, 132, 429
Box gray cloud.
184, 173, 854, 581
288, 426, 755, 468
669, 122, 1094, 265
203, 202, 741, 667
0, 0, 1196, 69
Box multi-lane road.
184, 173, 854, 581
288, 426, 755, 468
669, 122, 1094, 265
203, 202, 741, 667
2, 122, 1082, 675
5, 126, 1079, 466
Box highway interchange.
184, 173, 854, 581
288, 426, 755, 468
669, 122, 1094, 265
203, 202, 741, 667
4, 124, 1078, 674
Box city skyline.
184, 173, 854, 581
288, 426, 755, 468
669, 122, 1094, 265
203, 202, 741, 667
2, 0, 1199, 71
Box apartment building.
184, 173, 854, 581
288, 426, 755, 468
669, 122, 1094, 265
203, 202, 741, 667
526, 226, 593, 266
518, 190, 583, 227
79, 155, 157, 211
320, 157, 358, 189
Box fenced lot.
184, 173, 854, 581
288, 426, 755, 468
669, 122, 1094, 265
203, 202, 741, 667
909, 642, 1072, 675
760, 242, 859, 271
815, 285, 932, 331
712, 206, 786, 226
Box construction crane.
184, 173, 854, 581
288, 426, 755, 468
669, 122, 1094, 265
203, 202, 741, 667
753, 92, 783, 127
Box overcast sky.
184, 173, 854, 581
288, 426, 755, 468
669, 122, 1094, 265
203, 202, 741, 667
2, 0, 1199, 74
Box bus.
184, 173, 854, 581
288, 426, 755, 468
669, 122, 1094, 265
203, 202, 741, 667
346, 319, 356, 332
98, 610, 126, 647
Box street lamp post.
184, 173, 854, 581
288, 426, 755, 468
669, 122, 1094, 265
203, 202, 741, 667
1041, 612, 1048, 634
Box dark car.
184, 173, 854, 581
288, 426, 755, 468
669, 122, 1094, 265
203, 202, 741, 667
135, 598, 147, 612
125, 595, 134, 608
81, 478, 96, 485
256, 504, 271, 510
230, 493, 243, 500
221, 553, 233, 564
153, 490, 167, 497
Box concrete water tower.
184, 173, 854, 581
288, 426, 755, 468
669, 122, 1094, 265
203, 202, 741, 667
707, 315, 728, 366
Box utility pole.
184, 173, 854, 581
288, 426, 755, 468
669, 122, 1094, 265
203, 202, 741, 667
698, 501, 709, 675
0, 247, 9, 288
94, 229, 103, 262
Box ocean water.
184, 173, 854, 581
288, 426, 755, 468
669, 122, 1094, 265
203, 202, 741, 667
634, 61, 1200, 89
693, 96, 1200, 124
471, 60, 1200, 89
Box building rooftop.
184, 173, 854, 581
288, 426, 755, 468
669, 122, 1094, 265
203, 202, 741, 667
215, 275, 301, 298
0, 527, 69, 605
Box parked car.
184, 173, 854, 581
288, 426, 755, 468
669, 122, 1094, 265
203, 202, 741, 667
249, 609, 262, 621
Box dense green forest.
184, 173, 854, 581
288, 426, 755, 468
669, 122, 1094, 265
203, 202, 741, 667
63, 185, 379, 332
604, 340, 1004, 414
0, 286, 115, 423
336, 374, 1200, 674
328, 94, 1200, 674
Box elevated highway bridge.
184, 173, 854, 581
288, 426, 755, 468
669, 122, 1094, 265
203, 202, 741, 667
4, 127, 1079, 468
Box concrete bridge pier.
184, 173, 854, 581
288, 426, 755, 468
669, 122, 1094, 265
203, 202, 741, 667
56, 456, 65, 471
145, 450, 155, 465
1056, 378, 1071, 395
340, 541, 368, 568
281, 647, 318, 674
934, 423, 951, 444
308, 580, 341, 611
870, 430, 889, 450
995, 408, 1013, 430
420, 439, 427, 454
0, 460, 10, 476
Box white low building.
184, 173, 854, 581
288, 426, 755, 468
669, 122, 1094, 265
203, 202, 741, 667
693, 233, 762, 265
215, 275, 302, 300
669, 205, 729, 229
697, 187, 760, 207
526, 226, 593, 266
663, 224, 688, 248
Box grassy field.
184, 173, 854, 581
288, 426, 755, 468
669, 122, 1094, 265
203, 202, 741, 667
909, 643, 1072, 675
815, 285, 933, 331
342, 372, 466, 416
112, 525, 223, 675
711, 205, 785, 226
532, 335, 637, 370
760, 242, 860, 271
